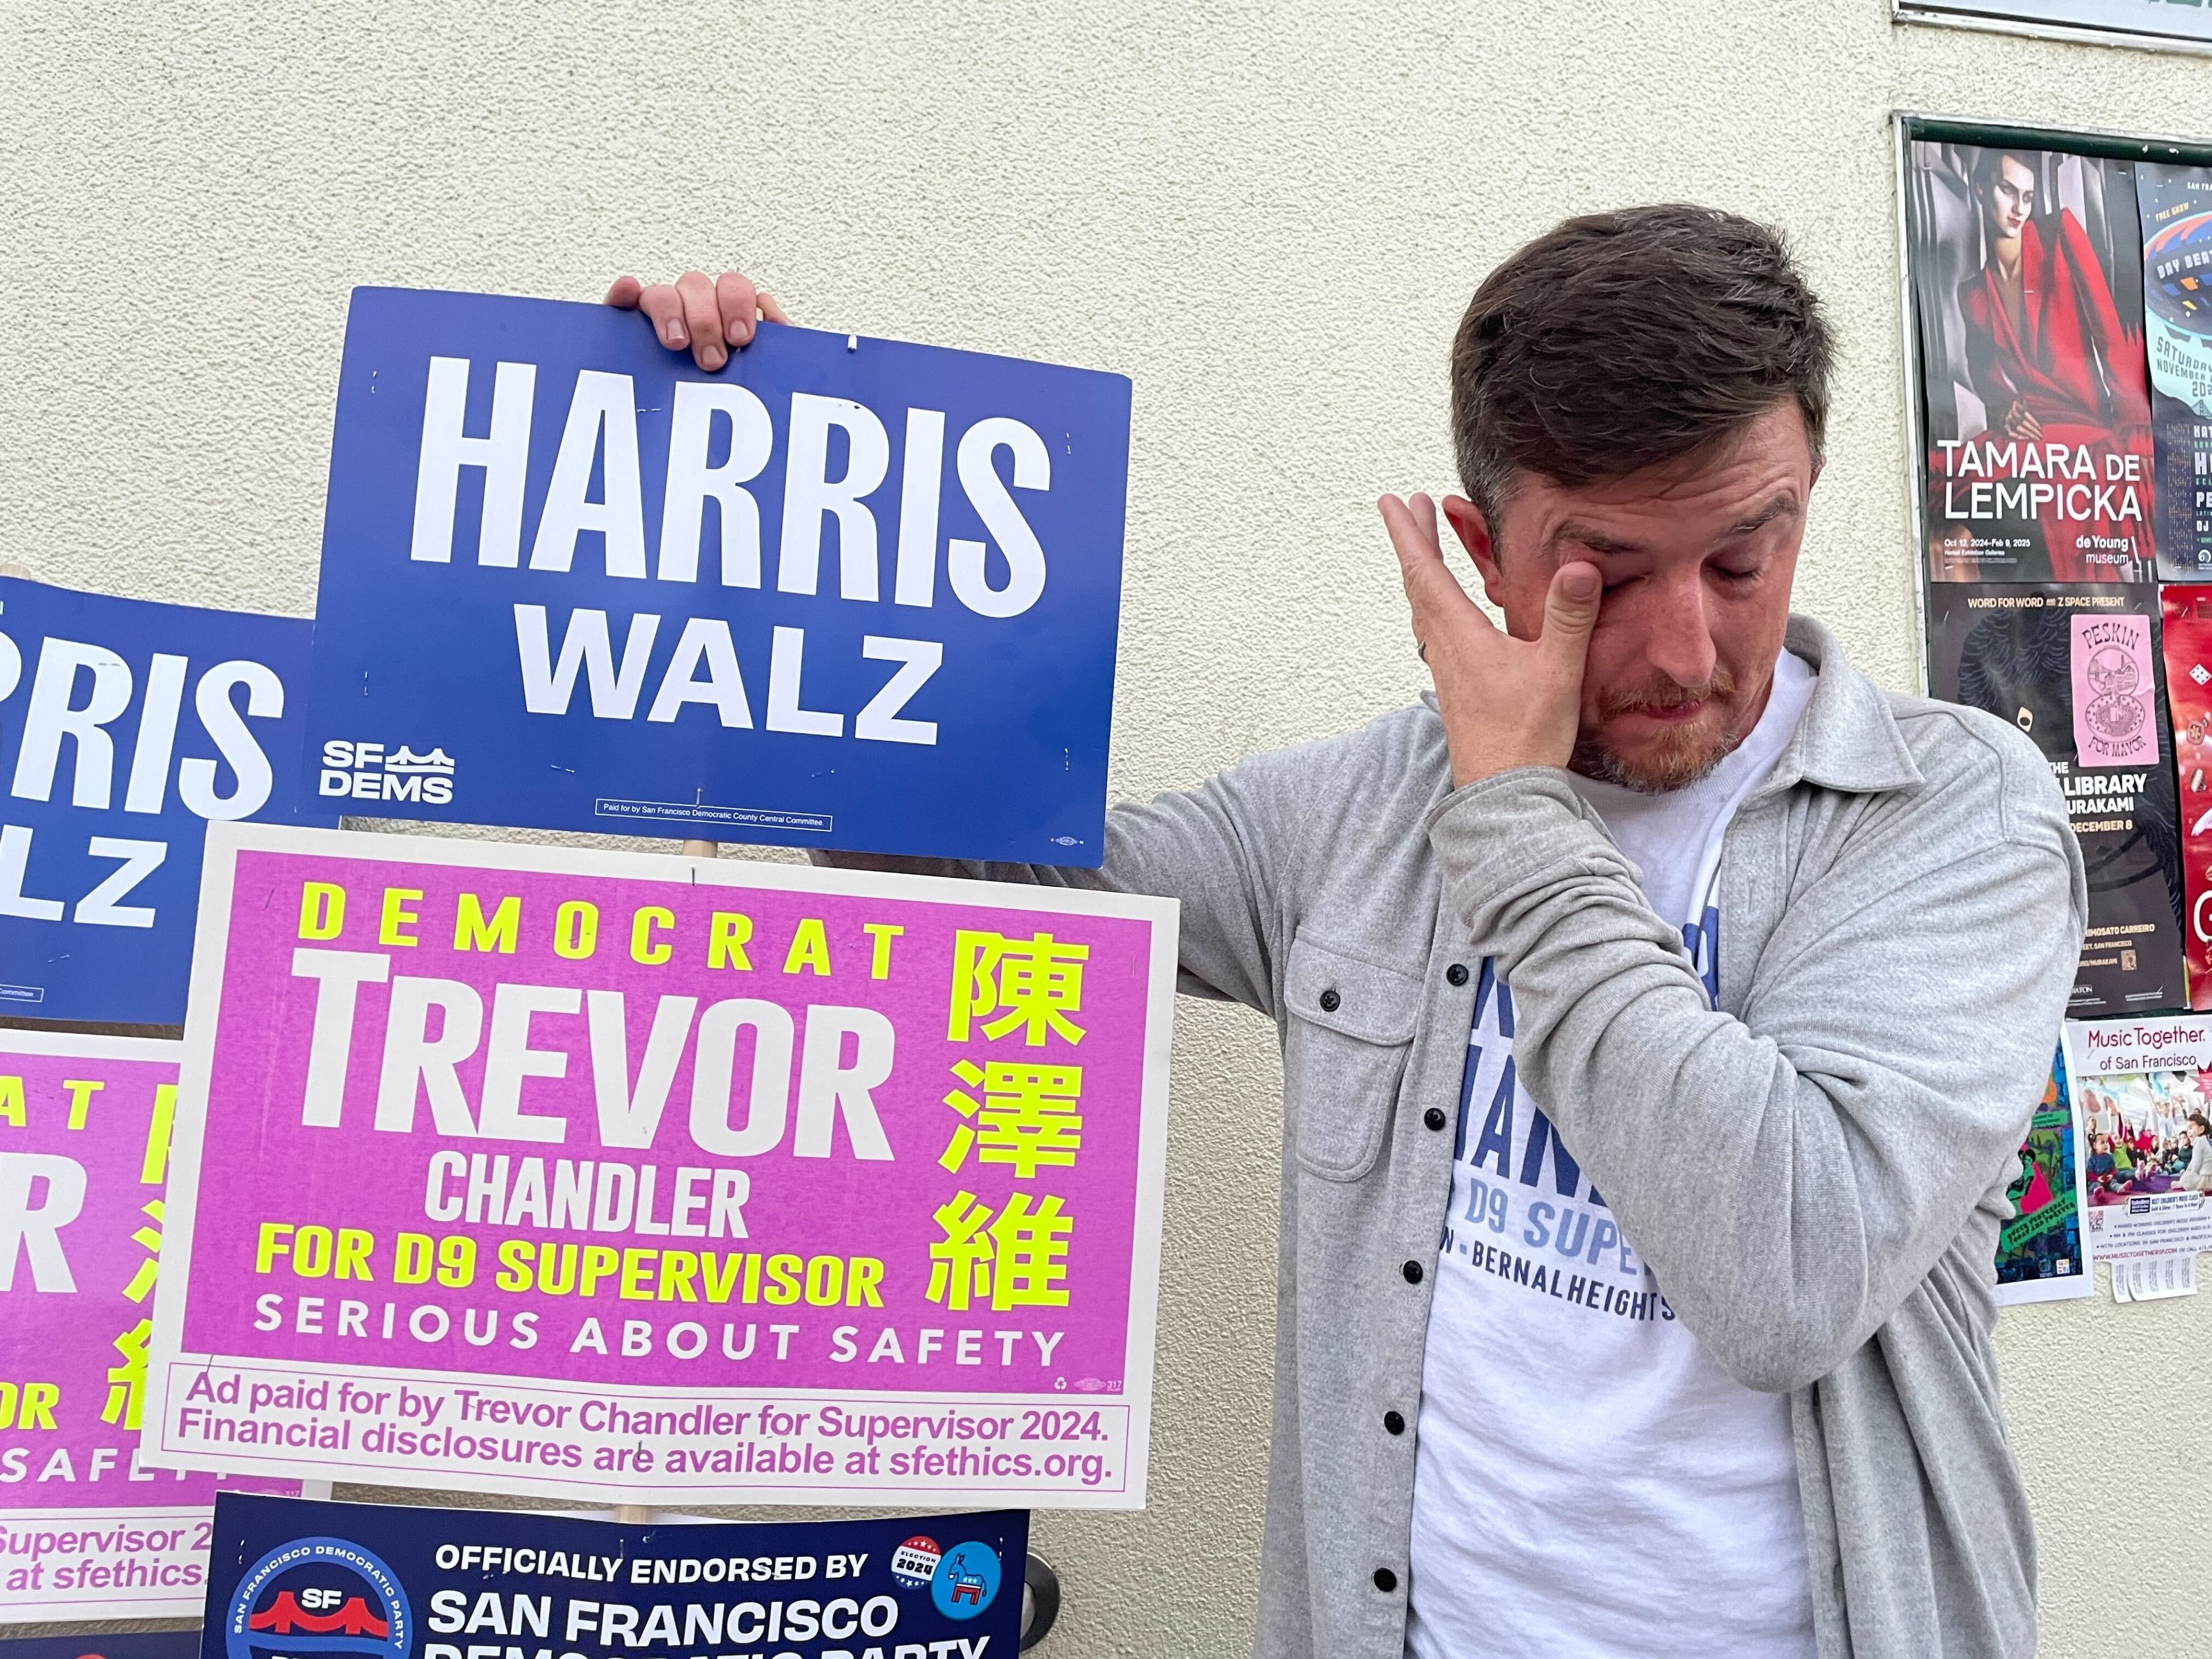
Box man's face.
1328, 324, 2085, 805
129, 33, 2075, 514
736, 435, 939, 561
1444, 401, 1812, 793
1987, 157, 2035, 240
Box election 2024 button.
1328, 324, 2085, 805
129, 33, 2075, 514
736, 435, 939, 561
891, 1535, 942, 1587
930, 1541, 1003, 1620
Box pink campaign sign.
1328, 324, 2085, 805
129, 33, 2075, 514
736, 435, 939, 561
2070, 611, 2160, 768
145, 823, 1176, 1508
0, 1031, 300, 1623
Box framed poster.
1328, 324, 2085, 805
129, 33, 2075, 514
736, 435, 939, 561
144, 822, 1177, 1508
1898, 114, 2212, 1014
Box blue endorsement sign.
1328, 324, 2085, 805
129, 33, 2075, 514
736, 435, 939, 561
304, 287, 1132, 863
0, 577, 327, 1025
204, 1493, 1028, 1659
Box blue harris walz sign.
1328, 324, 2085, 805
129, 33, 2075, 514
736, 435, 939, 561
304, 287, 1131, 863
206, 1493, 1027, 1659
0, 577, 328, 1024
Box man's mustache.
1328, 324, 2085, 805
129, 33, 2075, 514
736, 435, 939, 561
1595, 669, 1738, 721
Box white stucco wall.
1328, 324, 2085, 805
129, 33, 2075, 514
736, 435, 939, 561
2, 2, 2206, 1650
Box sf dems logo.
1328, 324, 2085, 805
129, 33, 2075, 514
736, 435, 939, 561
320, 740, 456, 805
226, 1534, 410, 1659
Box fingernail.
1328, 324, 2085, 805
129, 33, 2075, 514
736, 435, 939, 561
700, 345, 726, 370
1562, 566, 1601, 600
726, 320, 748, 346
664, 317, 687, 346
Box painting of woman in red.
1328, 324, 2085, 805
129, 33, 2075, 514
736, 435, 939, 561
1956, 150, 2156, 582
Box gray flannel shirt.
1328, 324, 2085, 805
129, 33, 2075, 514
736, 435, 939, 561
838, 615, 2086, 1658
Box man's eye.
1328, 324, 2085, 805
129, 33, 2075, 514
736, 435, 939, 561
1711, 564, 1761, 585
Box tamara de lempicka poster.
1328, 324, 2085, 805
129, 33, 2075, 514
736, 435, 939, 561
1906, 139, 2158, 584
142, 823, 1177, 1508
0, 1030, 304, 1624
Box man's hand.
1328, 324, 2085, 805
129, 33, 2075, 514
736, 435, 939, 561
605, 270, 791, 372
1380, 491, 1601, 789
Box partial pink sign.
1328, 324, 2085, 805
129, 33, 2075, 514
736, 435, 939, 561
2071, 611, 2161, 768
145, 824, 1176, 1508
0, 1029, 298, 1623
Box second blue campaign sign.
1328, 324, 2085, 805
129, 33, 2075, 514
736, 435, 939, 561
305, 288, 1132, 863
0, 577, 326, 1025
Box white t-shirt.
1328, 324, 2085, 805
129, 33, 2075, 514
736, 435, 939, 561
1404, 648, 1820, 1659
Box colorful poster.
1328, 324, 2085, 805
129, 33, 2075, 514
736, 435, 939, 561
1995, 1045, 2092, 1304
302, 287, 1132, 865
2069, 609, 2161, 764
207, 1493, 1027, 1659
145, 823, 1176, 1506
2159, 587, 2212, 1006
0, 1030, 302, 1624
2137, 162, 2212, 579
0, 577, 330, 1026
1927, 582, 2187, 1014
2062, 1014, 2212, 1266
1905, 141, 2157, 583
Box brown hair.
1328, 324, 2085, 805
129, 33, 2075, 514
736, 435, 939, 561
1449, 204, 1834, 526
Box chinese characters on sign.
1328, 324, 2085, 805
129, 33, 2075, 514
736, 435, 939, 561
929, 931, 1092, 1316
0, 1030, 302, 1624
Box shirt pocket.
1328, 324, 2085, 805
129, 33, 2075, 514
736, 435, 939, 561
1284, 933, 1424, 1183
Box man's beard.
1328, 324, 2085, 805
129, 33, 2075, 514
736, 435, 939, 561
1570, 668, 1745, 794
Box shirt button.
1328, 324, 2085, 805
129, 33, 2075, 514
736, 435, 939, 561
1319, 987, 1341, 1013
1446, 963, 1469, 986
1374, 1567, 1399, 1593
1423, 1107, 1447, 1132
1384, 1410, 1406, 1435
1402, 1260, 1424, 1284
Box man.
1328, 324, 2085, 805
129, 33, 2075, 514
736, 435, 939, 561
611, 205, 2084, 1657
